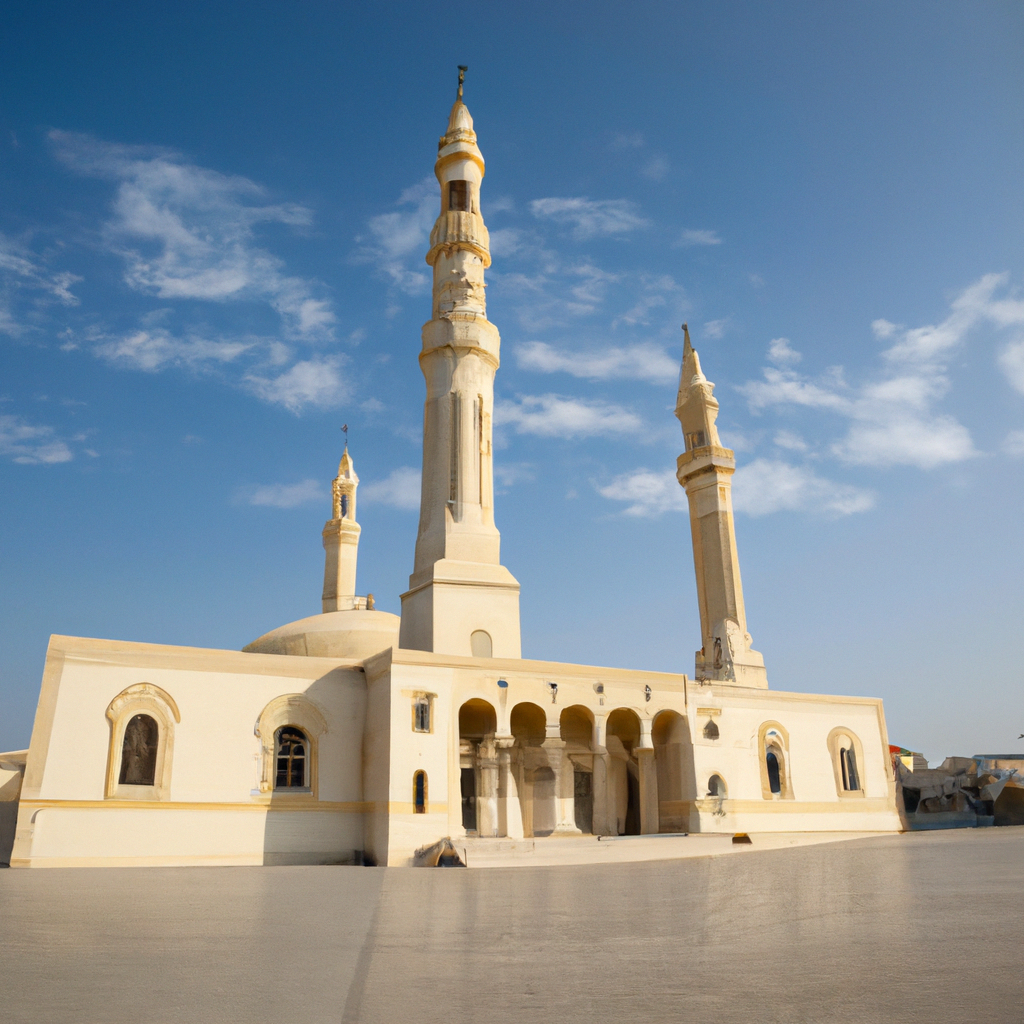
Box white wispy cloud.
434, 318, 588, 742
731, 459, 875, 516
641, 156, 669, 181
0, 414, 74, 465
51, 131, 335, 340
94, 329, 253, 371
530, 197, 649, 239
767, 337, 801, 365
611, 274, 689, 329
703, 318, 729, 340
492, 262, 630, 331
597, 461, 873, 518
738, 274, 1024, 470
488, 227, 529, 258
496, 394, 643, 438
494, 462, 535, 487
0, 234, 81, 336
677, 229, 722, 247
354, 177, 435, 294
1003, 430, 1024, 457
611, 132, 644, 150
359, 466, 421, 510
773, 429, 808, 452
247, 479, 325, 509
998, 338, 1024, 395
244, 356, 348, 413
515, 341, 677, 384
596, 468, 688, 517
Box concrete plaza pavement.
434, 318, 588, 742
1, 827, 1021, 1023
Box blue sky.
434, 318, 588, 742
1, 2, 1022, 762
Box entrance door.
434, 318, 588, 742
573, 770, 593, 834
460, 767, 477, 832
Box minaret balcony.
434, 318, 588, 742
427, 211, 490, 265
676, 445, 735, 482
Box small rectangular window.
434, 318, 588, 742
413, 698, 431, 733
448, 180, 470, 212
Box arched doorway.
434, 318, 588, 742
652, 710, 692, 833
510, 702, 548, 837
606, 708, 641, 835
459, 699, 497, 835
560, 705, 594, 834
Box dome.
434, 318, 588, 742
243, 609, 400, 661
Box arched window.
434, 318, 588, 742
707, 774, 726, 797
758, 722, 792, 800
119, 714, 158, 786
703, 719, 720, 740
840, 746, 860, 792
256, 694, 327, 797
470, 630, 492, 658
105, 683, 179, 800
413, 770, 427, 813
766, 749, 782, 794
275, 727, 308, 789
828, 728, 865, 797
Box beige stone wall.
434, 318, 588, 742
11, 636, 368, 868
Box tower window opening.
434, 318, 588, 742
686, 431, 708, 452
703, 719, 719, 740
340, 492, 349, 519
448, 180, 470, 212
275, 727, 308, 789
413, 770, 428, 813
707, 774, 725, 798
413, 696, 432, 733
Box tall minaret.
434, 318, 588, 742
675, 325, 767, 687
399, 69, 521, 658
322, 445, 361, 613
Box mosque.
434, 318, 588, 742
0, 76, 901, 868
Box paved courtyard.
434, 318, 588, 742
1, 827, 1021, 1023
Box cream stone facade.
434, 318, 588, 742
2, 76, 901, 869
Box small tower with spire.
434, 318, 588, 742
399, 68, 521, 658
676, 325, 767, 687
322, 443, 361, 613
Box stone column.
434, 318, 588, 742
592, 750, 611, 836
541, 729, 578, 835
477, 738, 499, 838
495, 736, 522, 839
554, 746, 581, 835
637, 748, 659, 835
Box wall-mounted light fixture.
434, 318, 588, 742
547, 681, 558, 703
644, 684, 652, 702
